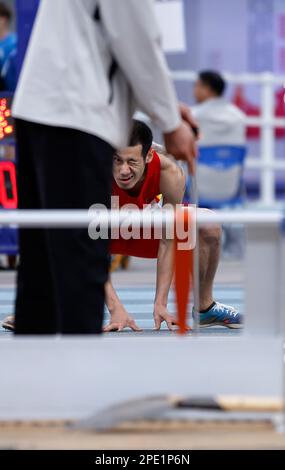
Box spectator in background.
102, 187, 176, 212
0, 2, 16, 71
192, 70, 245, 146
0, 2, 17, 92
192, 71, 246, 258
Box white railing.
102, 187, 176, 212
172, 71, 285, 207
0, 209, 283, 227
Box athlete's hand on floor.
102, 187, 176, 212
153, 305, 177, 331
104, 305, 142, 332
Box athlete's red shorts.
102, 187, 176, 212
110, 237, 160, 259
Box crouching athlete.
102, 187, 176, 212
104, 120, 242, 331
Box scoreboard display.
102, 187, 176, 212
0, 93, 17, 209
0, 161, 17, 209
0, 94, 15, 144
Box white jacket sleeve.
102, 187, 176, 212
98, 0, 181, 133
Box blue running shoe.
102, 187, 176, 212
197, 302, 243, 329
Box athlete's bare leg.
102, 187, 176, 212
198, 210, 222, 311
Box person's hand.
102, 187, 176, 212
153, 304, 177, 331
103, 304, 142, 332
164, 121, 197, 175
178, 103, 199, 138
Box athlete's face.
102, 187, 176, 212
113, 144, 150, 190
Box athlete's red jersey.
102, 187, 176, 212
110, 151, 161, 258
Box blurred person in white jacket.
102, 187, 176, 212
12, 0, 197, 335
192, 70, 245, 146
192, 70, 246, 258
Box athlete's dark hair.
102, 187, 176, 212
198, 70, 226, 96
129, 120, 153, 159
0, 2, 12, 22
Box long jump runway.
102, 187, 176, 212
0, 259, 244, 336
